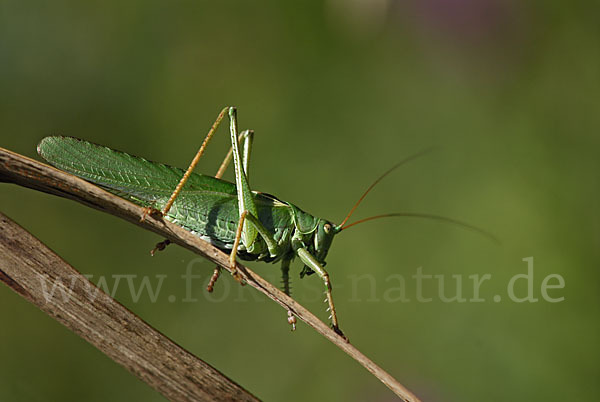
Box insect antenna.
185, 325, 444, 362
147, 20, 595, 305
339, 212, 499, 243
338, 148, 435, 229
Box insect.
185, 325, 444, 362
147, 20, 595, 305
38, 107, 493, 339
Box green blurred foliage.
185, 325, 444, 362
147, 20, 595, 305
1, 1, 598, 401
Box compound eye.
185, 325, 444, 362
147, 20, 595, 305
323, 223, 332, 234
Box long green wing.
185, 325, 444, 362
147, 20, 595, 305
37, 136, 291, 250
37, 136, 237, 204
37, 136, 244, 241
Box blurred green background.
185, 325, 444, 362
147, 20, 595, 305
1, 1, 598, 401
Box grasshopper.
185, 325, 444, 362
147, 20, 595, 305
38, 107, 493, 339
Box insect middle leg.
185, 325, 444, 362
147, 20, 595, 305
226, 210, 295, 331
280, 257, 297, 331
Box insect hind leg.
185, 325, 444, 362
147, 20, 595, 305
163, 106, 231, 216
215, 129, 254, 180
145, 107, 233, 255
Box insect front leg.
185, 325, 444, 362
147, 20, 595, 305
296, 247, 347, 341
